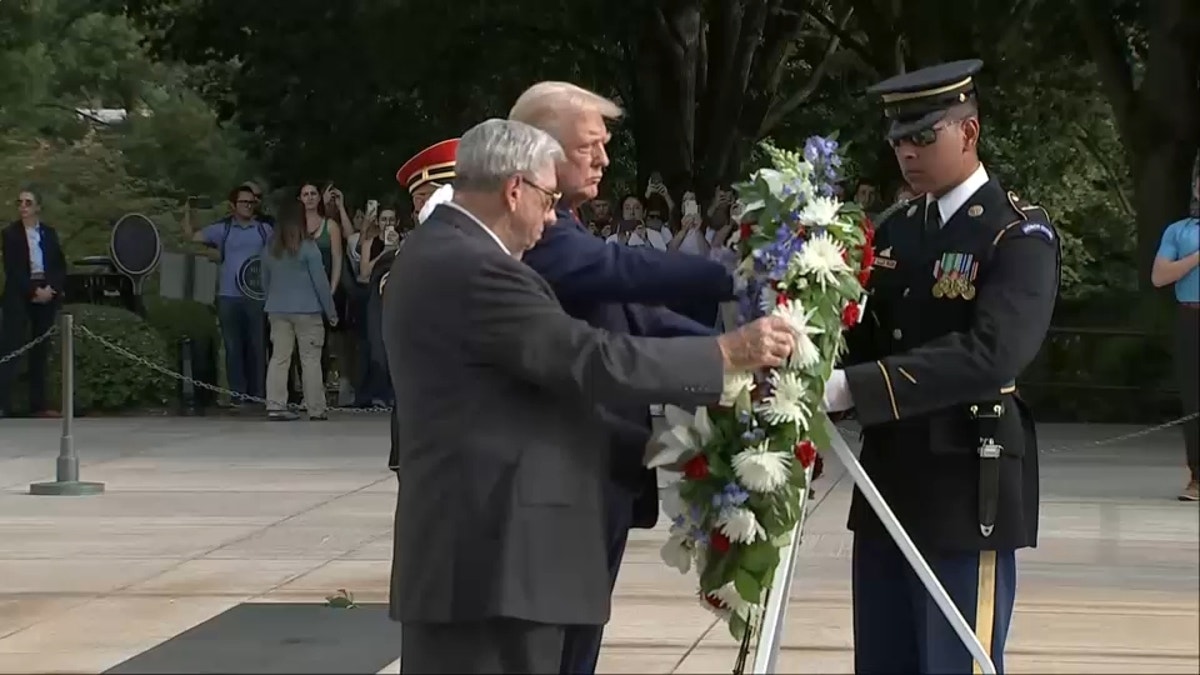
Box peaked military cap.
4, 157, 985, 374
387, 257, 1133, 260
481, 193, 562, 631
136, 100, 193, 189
867, 59, 983, 141
396, 138, 458, 195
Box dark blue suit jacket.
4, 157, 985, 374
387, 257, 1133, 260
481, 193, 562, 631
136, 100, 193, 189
523, 207, 734, 526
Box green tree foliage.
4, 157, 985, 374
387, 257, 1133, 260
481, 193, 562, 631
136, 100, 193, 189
0, 0, 248, 278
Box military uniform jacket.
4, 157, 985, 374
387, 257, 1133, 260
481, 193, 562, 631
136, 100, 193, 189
367, 247, 400, 471
841, 175, 1060, 552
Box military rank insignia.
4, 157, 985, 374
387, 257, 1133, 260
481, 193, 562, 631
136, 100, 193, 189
932, 252, 979, 299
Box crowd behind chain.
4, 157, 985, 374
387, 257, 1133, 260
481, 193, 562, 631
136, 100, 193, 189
1, 169, 1196, 501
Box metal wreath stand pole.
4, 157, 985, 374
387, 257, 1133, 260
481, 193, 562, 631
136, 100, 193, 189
750, 414, 997, 675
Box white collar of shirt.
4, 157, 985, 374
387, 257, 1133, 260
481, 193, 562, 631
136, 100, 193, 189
443, 201, 512, 256
927, 163, 989, 225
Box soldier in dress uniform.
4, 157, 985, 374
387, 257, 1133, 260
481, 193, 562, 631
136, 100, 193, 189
374, 139, 459, 473
822, 59, 1060, 674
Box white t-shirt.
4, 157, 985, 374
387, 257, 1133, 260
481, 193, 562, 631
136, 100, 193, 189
607, 228, 668, 250
678, 227, 719, 255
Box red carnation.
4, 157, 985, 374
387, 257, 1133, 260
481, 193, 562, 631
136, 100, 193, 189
739, 222, 752, 240
858, 268, 872, 286
841, 249, 851, 263
704, 593, 726, 610
860, 245, 875, 270
683, 454, 710, 480
862, 216, 875, 243
794, 440, 817, 468
841, 301, 861, 327
710, 530, 731, 553
775, 292, 790, 307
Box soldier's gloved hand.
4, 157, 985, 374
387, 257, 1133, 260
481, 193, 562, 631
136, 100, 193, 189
822, 369, 854, 413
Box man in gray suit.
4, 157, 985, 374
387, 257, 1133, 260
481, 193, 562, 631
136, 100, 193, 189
383, 118, 796, 674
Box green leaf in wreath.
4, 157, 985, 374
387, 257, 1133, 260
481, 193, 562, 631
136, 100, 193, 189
807, 417, 833, 454
734, 568, 763, 604
729, 612, 749, 641
700, 547, 738, 591
739, 539, 780, 574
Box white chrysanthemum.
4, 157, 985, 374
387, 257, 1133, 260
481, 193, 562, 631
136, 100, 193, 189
660, 534, 693, 574
796, 195, 841, 227
757, 371, 814, 428
647, 406, 715, 468
771, 299, 824, 369
700, 582, 757, 620
717, 506, 764, 544
720, 371, 756, 406
732, 443, 791, 493
796, 231, 851, 289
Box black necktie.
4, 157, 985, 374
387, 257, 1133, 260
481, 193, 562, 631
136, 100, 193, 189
925, 202, 942, 235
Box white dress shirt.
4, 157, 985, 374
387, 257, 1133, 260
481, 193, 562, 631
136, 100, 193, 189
927, 163, 989, 226
444, 201, 511, 256
823, 164, 989, 414
25, 223, 45, 275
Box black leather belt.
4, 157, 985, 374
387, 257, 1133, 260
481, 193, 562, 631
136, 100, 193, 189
969, 401, 1004, 538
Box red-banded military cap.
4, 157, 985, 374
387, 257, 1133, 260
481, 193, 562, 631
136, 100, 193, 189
395, 139, 459, 194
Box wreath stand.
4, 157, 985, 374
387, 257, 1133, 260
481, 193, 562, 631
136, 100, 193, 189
745, 415, 997, 675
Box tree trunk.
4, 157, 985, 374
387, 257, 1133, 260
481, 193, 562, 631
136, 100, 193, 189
1075, 0, 1200, 291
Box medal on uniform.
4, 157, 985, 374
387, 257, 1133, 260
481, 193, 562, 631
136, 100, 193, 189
931, 253, 949, 298
961, 256, 979, 300
944, 253, 962, 299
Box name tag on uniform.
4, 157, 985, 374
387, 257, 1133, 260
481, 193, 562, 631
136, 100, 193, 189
873, 246, 897, 269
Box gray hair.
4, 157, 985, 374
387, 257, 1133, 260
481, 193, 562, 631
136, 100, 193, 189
454, 118, 565, 192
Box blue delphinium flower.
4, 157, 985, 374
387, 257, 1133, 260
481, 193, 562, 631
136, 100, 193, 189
712, 482, 751, 511
736, 278, 761, 323
752, 222, 804, 279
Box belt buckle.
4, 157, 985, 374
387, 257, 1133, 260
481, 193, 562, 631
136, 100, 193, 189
978, 439, 1002, 459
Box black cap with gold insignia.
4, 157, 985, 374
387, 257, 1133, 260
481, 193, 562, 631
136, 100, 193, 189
866, 59, 983, 141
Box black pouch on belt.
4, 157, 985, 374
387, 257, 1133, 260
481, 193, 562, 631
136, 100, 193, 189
969, 401, 1004, 538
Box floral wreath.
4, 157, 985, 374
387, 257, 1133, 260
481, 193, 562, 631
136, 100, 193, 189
648, 137, 873, 651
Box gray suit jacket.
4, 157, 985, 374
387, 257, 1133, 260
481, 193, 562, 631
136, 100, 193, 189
383, 204, 723, 626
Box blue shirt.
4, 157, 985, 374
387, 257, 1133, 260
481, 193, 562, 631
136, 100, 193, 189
24, 223, 44, 275
200, 219, 272, 297
1155, 217, 1199, 302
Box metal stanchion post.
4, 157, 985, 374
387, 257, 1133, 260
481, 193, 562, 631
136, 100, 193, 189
30, 313, 105, 496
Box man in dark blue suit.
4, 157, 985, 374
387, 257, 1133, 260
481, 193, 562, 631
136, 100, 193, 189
511, 81, 736, 675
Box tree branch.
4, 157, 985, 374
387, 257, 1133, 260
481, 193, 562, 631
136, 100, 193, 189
1072, 0, 1137, 147
794, 1, 877, 75
1072, 122, 1135, 217
758, 5, 854, 136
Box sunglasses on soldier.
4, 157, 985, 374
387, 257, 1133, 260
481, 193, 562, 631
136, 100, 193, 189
889, 117, 967, 149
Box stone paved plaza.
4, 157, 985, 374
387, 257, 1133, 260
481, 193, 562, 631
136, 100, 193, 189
0, 416, 1197, 674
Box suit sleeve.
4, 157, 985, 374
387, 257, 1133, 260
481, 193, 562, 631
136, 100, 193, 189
844, 223, 1059, 426
523, 224, 734, 307
465, 258, 724, 409
628, 304, 718, 338
1, 228, 29, 298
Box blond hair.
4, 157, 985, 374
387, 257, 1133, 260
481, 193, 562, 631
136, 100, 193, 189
509, 81, 623, 138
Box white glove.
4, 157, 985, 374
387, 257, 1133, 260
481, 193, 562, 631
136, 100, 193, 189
417, 184, 455, 224
822, 369, 854, 413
